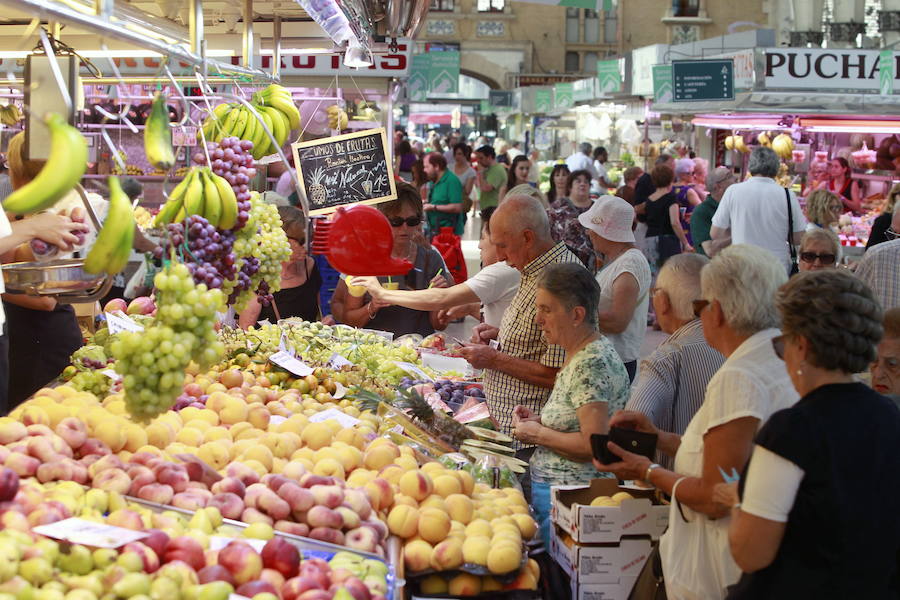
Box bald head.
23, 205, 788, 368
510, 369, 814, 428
493, 195, 551, 240
491, 195, 554, 271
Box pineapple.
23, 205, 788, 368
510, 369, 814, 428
393, 387, 475, 450
308, 167, 327, 205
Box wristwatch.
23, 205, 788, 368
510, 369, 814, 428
644, 463, 661, 482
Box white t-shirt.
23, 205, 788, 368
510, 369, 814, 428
0, 209, 10, 329
565, 152, 599, 180
660, 328, 800, 600
464, 261, 520, 328
595, 249, 651, 363
710, 177, 806, 274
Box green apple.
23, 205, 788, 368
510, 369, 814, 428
91, 549, 117, 570
18, 558, 53, 587
182, 582, 233, 600
149, 577, 180, 600
33, 587, 64, 600
111, 573, 150, 599
58, 546, 93, 576
114, 553, 143, 573
63, 591, 97, 600
0, 576, 34, 600
60, 574, 103, 598
33, 541, 60, 565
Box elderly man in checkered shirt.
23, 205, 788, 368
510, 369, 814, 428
459, 195, 582, 492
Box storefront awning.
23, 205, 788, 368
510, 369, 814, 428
652, 91, 900, 117
408, 113, 473, 125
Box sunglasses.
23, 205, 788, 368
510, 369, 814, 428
388, 216, 423, 227
692, 299, 710, 318
799, 252, 836, 265
771, 335, 786, 360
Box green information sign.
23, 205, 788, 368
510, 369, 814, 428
408, 54, 430, 102
428, 51, 460, 95
672, 59, 734, 102
479, 99, 490, 114
597, 59, 622, 94
880, 49, 894, 95
652, 65, 672, 102
554, 82, 574, 109
534, 88, 552, 113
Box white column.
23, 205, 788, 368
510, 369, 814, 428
793, 0, 825, 32
832, 0, 865, 23
884, 0, 900, 47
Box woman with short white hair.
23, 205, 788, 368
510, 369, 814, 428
798, 228, 841, 272
673, 158, 702, 238
596, 244, 800, 600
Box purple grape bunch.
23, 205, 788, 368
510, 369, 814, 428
256, 279, 274, 307
156, 215, 237, 290
228, 256, 260, 305
193, 137, 255, 230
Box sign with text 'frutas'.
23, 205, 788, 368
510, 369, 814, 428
764, 48, 900, 92
292, 128, 397, 216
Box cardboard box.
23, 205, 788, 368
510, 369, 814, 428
569, 580, 642, 600
550, 528, 651, 585
551, 479, 669, 544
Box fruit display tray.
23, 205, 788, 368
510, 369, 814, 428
2, 258, 113, 301
404, 545, 531, 582
126, 495, 403, 600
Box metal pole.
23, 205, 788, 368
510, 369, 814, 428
387, 79, 396, 157
189, 0, 203, 56
273, 16, 282, 79
242, 0, 255, 70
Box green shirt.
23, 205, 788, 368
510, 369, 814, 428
427, 170, 464, 235
691, 195, 719, 257
530, 338, 630, 485
478, 163, 507, 210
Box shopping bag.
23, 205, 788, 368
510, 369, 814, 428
431, 227, 468, 284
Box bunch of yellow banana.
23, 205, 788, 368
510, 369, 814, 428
84, 176, 135, 275
0, 104, 22, 126
326, 104, 349, 130
772, 133, 795, 160
144, 91, 175, 170
153, 167, 238, 229
724, 134, 749, 153
3, 113, 88, 215
199, 84, 300, 161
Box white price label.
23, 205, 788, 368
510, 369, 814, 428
101, 369, 121, 382
421, 352, 472, 375
209, 536, 266, 553
105, 311, 144, 334
390, 424, 404, 434
269, 351, 314, 377
309, 407, 361, 428
333, 381, 347, 399
279, 332, 294, 356
257, 319, 272, 327
33, 518, 148, 548
393, 361, 433, 382
269, 415, 288, 425
328, 353, 353, 369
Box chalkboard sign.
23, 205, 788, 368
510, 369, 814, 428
291, 128, 397, 215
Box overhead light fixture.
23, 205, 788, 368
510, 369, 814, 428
343, 44, 373, 68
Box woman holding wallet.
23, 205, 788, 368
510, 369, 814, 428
511, 262, 629, 546
594, 245, 799, 600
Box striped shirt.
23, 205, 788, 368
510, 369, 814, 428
484, 242, 582, 440
855, 239, 900, 310
625, 318, 725, 469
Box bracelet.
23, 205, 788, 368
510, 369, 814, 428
367, 302, 377, 319
644, 463, 661, 482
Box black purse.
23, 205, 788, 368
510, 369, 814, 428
786, 188, 799, 275
591, 427, 659, 464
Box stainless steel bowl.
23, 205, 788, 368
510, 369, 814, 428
3, 259, 106, 295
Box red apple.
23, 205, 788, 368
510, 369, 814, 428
165, 536, 205, 572
141, 529, 170, 560
197, 565, 236, 586
236, 581, 279, 598
0, 468, 20, 502
218, 540, 263, 585
261, 537, 300, 579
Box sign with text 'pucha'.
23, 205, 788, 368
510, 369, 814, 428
291, 128, 397, 216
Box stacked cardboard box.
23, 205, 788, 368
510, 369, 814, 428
549, 479, 669, 600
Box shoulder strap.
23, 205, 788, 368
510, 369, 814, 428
785, 188, 797, 264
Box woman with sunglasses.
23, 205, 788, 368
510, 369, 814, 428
239, 206, 322, 328
593, 245, 798, 599
331, 182, 451, 337
715, 270, 899, 599
797, 229, 841, 273
865, 182, 899, 249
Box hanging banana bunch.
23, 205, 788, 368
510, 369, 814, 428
326, 105, 349, 130
83, 176, 135, 276
144, 91, 175, 171
199, 84, 300, 160
0, 104, 22, 126
153, 167, 238, 230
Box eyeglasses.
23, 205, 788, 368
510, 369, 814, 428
771, 335, 786, 360
886, 227, 899, 241
692, 299, 710, 318
799, 252, 836, 265
388, 216, 423, 228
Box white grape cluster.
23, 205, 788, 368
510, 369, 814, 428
112, 262, 226, 421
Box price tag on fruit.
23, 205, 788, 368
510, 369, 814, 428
333, 381, 347, 399
421, 352, 473, 376
279, 332, 295, 357
101, 369, 122, 382
309, 407, 361, 428
269, 415, 288, 425
105, 311, 144, 335
269, 350, 314, 376
393, 361, 434, 382
32, 518, 148, 548
328, 353, 353, 369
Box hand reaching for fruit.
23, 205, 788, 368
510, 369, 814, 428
469, 323, 499, 344
22, 212, 89, 253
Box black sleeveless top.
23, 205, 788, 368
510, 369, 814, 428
258, 261, 322, 323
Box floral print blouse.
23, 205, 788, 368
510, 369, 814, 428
531, 338, 630, 485
547, 197, 596, 272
